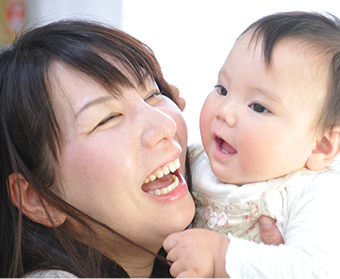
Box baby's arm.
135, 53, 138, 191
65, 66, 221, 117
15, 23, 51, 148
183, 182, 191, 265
165, 175, 338, 277
225, 174, 338, 277
163, 228, 230, 278
163, 216, 283, 278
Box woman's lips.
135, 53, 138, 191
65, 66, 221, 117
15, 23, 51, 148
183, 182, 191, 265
142, 168, 189, 202
142, 173, 179, 195
142, 158, 182, 195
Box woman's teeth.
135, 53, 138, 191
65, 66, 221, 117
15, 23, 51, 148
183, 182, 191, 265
143, 158, 180, 184
148, 175, 179, 195
144, 158, 181, 195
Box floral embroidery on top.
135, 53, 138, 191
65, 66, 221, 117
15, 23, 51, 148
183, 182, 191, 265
192, 166, 340, 243
193, 191, 266, 242
190, 142, 340, 243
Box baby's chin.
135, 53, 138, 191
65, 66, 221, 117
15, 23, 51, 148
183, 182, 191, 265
212, 168, 253, 186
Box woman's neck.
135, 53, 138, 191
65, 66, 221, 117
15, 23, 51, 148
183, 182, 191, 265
80, 221, 162, 277
102, 236, 160, 278
112, 242, 158, 277
122, 252, 156, 278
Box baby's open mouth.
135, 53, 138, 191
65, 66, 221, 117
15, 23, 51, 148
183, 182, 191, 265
216, 136, 237, 154
142, 158, 181, 195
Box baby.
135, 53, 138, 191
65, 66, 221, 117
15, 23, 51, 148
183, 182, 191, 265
164, 11, 340, 278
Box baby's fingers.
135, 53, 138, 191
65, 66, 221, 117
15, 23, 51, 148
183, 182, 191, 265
168, 258, 199, 278
163, 232, 180, 253
259, 216, 284, 245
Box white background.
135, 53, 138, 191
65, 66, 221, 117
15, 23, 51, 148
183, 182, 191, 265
25, 0, 340, 144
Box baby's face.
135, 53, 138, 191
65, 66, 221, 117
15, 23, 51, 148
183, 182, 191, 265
200, 32, 329, 185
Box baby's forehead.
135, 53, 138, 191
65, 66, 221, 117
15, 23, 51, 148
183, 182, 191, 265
252, 34, 329, 82
272, 37, 330, 86
227, 32, 330, 78
223, 33, 331, 106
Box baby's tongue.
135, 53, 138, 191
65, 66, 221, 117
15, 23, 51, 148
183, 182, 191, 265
221, 141, 237, 154
142, 174, 173, 193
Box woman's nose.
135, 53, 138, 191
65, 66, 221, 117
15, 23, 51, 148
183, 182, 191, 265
216, 98, 237, 127
140, 105, 177, 148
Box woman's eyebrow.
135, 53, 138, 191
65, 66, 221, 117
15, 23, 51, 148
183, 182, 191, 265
75, 95, 116, 119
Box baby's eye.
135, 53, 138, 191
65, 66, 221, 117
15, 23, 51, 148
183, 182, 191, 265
214, 85, 228, 96
250, 103, 269, 113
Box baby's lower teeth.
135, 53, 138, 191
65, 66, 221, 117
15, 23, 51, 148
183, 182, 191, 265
221, 147, 229, 154
148, 175, 179, 195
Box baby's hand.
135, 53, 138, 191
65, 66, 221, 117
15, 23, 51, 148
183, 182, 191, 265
163, 228, 230, 278
259, 216, 284, 245
169, 84, 186, 111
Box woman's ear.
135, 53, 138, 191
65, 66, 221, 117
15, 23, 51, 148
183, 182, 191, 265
169, 84, 186, 111
8, 173, 66, 227
306, 127, 340, 171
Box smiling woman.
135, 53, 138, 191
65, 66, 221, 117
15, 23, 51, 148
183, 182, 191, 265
0, 20, 195, 277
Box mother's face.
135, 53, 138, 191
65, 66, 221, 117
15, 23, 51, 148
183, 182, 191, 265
51, 62, 195, 252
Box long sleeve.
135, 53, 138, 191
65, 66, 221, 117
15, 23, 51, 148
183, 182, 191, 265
225, 173, 340, 278
25, 270, 78, 278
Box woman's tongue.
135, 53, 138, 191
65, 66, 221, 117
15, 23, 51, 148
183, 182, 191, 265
142, 174, 173, 193
221, 140, 237, 154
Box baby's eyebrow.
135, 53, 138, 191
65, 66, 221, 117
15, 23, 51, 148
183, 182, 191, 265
218, 68, 228, 81
257, 87, 282, 104
218, 67, 282, 103
75, 95, 116, 119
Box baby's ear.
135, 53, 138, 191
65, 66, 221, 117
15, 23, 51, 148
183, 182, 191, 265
8, 173, 66, 227
306, 127, 340, 171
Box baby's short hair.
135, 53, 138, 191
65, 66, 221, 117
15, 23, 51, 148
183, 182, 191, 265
242, 11, 340, 135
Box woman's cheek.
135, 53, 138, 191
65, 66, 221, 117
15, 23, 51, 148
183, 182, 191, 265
177, 116, 188, 174
160, 99, 188, 173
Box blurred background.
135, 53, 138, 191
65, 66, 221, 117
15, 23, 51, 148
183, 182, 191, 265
1, 0, 339, 144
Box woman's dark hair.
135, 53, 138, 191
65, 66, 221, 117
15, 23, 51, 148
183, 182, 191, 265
241, 11, 340, 136
0, 20, 183, 277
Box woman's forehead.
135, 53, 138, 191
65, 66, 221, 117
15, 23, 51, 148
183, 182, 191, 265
50, 62, 158, 113
51, 56, 156, 88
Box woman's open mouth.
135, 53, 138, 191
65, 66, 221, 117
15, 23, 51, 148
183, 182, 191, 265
142, 158, 181, 195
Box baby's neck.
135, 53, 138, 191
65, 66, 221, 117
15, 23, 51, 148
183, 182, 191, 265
228, 166, 310, 186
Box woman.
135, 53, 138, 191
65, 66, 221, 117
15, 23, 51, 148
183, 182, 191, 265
0, 20, 195, 277
0, 20, 282, 278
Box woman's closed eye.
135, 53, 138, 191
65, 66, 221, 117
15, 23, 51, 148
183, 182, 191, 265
145, 90, 163, 105
250, 103, 270, 113
214, 85, 228, 96
146, 90, 161, 99
97, 113, 121, 127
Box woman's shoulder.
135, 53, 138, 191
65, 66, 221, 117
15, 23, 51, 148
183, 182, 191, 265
25, 270, 78, 278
